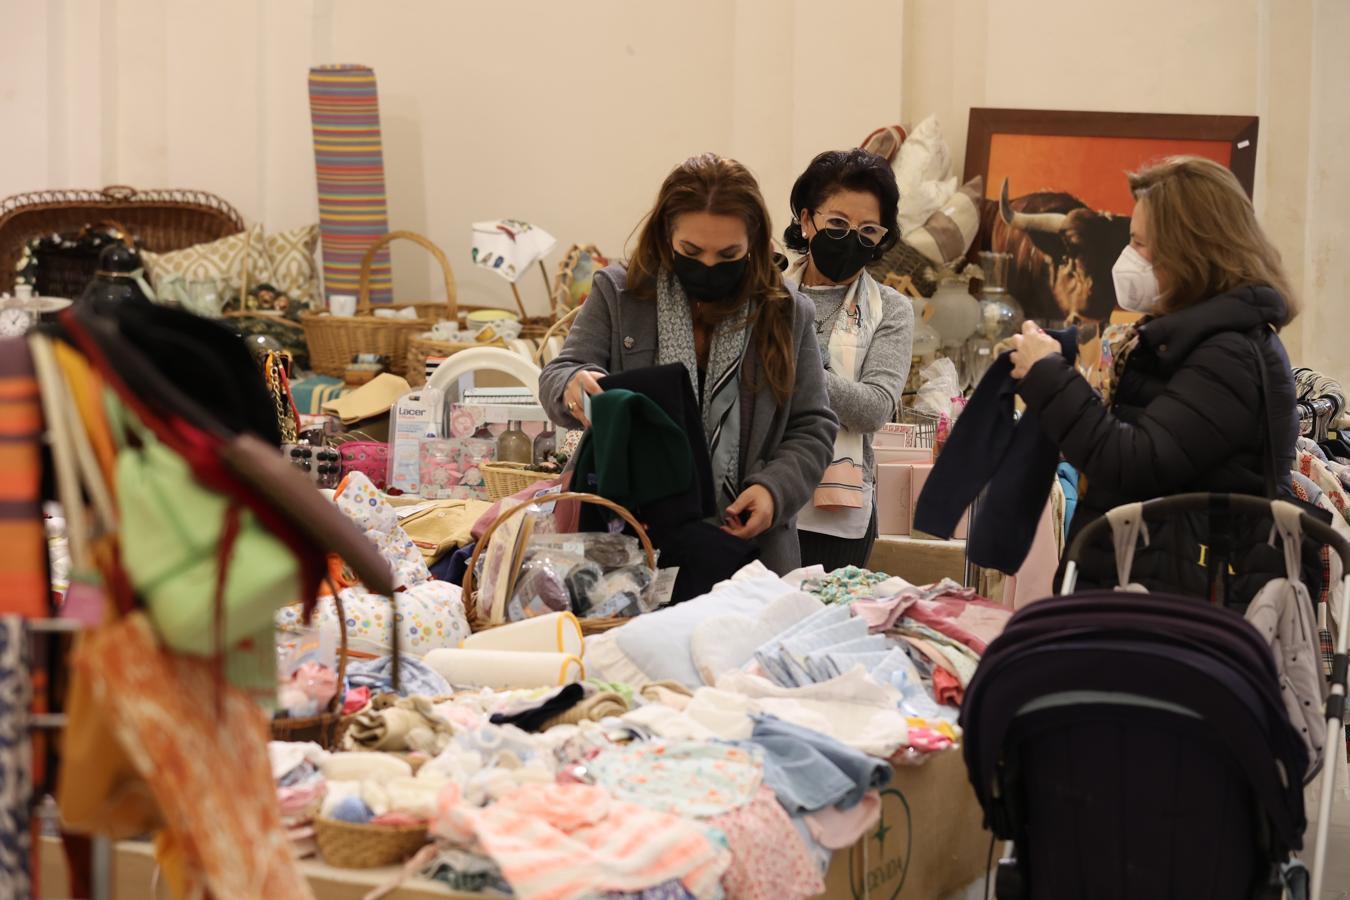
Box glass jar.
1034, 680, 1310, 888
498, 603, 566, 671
532, 427, 557, 466
965, 253, 1027, 386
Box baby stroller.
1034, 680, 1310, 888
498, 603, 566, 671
961, 494, 1349, 900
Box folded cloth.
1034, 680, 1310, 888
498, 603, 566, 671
490, 683, 586, 733
716, 667, 909, 758
344, 696, 454, 753
400, 499, 492, 562
346, 655, 452, 698
321, 373, 410, 424
434, 781, 729, 900
707, 786, 826, 900
541, 691, 629, 729
932, 667, 963, 706
690, 590, 825, 685
749, 715, 892, 813
804, 790, 882, 850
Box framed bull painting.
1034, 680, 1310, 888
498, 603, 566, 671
963, 108, 1259, 326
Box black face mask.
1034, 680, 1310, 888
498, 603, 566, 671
808, 229, 875, 283
671, 252, 748, 302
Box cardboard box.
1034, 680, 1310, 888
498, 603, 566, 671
822, 748, 991, 899
876, 463, 913, 535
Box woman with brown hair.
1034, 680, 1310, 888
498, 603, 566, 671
1009, 155, 1299, 563
540, 153, 837, 574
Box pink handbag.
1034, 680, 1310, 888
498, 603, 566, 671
338, 441, 390, 491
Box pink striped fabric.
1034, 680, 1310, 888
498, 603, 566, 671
308, 65, 393, 305
434, 782, 730, 900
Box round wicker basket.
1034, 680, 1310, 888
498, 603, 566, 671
314, 817, 429, 869
463, 492, 656, 635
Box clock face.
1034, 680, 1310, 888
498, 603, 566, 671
0, 308, 33, 337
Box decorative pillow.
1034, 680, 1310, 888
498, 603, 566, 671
142, 224, 275, 304
265, 224, 322, 311
894, 114, 957, 234
903, 176, 984, 267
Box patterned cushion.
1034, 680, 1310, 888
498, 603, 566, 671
142, 224, 275, 303
265, 224, 322, 311
903, 176, 984, 266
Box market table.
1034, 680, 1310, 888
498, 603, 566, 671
40, 748, 990, 899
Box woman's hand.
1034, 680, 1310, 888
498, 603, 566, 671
564, 370, 604, 427
722, 484, 775, 540
1010, 321, 1061, 379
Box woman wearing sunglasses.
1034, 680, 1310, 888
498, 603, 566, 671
784, 149, 913, 570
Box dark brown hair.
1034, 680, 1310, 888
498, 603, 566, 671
627, 153, 796, 405
1129, 155, 1297, 326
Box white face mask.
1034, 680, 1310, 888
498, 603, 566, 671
1112, 244, 1161, 313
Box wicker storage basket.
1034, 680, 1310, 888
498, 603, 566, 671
480, 461, 558, 501
301, 230, 457, 377
463, 492, 657, 635
0, 185, 245, 295
314, 817, 429, 869
404, 332, 504, 388
271, 592, 350, 749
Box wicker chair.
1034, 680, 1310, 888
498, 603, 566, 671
0, 185, 245, 297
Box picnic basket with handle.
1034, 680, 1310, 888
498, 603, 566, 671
463, 492, 657, 635
0, 185, 245, 297
301, 230, 457, 377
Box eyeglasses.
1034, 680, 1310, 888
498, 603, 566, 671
812, 213, 889, 248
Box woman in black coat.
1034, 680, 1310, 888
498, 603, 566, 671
1009, 156, 1300, 596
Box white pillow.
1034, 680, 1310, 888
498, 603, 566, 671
894, 115, 958, 234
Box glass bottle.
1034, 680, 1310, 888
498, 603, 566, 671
496, 420, 532, 465
532, 427, 557, 466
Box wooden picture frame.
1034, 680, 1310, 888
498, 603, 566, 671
961, 107, 1259, 325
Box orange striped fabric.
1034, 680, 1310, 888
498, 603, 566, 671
0, 340, 47, 617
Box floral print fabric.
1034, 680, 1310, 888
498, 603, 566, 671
587, 741, 763, 819
707, 787, 825, 900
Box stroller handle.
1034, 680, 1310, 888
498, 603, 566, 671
1063, 492, 1350, 573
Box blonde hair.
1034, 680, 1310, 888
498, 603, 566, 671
1128, 156, 1296, 326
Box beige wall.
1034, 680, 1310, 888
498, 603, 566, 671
2, 0, 902, 316
3, 0, 1346, 379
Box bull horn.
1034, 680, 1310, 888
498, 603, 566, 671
999, 177, 1069, 234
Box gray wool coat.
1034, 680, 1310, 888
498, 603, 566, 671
539, 265, 838, 574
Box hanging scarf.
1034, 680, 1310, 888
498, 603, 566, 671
785, 260, 884, 538
656, 270, 750, 514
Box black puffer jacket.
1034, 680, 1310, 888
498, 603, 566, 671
1018, 284, 1299, 600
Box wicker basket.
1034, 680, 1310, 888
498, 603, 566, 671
480, 461, 558, 501
314, 817, 429, 869
271, 592, 350, 749
404, 332, 504, 388
301, 230, 457, 377
463, 492, 657, 635
0, 185, 245, 295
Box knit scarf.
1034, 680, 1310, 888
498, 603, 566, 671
785, 261, 884, 537
656, 270, 750, 514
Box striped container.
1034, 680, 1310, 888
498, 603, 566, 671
309, 65, 394, 306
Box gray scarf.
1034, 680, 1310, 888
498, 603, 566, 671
656, 270, 751, 514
